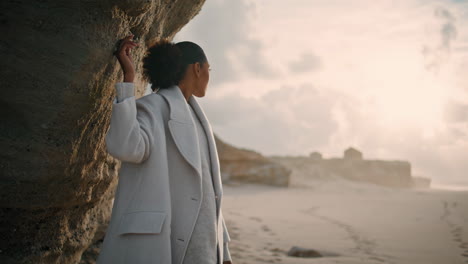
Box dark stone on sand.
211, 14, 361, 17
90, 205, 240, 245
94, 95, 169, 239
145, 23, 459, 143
287, 246, 323, 258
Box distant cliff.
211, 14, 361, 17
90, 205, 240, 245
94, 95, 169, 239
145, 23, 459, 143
215, 134, 291, 187
270, 147, 431, 189
0, 1, 205, 263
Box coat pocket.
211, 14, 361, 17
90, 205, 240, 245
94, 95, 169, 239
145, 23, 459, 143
117, 211, 167, 235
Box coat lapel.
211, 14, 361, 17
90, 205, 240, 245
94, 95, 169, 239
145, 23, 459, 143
157, 85, 202, 179
188, 93, 224, 201
157, 85, 223, 201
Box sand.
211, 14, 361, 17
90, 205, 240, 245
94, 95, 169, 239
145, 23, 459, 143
221, 177, 468, 264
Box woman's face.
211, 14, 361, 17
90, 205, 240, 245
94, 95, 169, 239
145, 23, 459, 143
193, 61, 210, 97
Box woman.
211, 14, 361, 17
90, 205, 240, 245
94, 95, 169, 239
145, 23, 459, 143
97, 34, 233, 264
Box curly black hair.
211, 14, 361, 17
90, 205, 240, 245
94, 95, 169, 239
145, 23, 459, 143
142, 39, 207, 91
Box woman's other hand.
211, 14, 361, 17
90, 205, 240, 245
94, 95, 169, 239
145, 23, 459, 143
115, 34, 139, 82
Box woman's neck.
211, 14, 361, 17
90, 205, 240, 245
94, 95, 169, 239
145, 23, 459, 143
178, 81, 195, 103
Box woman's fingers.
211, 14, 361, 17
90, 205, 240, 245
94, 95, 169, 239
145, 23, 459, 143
114, 35, 138, 75
125, 45, 132, 56
125, 34, 139, 45
120, 40, 138, 50
114, 34, 139, 57
119, 35, 139, 50
118, 40, 138, 56
121, 44, 138, 54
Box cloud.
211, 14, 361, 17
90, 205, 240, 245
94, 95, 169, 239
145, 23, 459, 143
422, 6, 458, 73
327, 95, 468, 186
201, 82, 338, 155
444, 100, 468, 123
174, 0, 279, 86
289, 52, 323, 73
437, 9, 457, 48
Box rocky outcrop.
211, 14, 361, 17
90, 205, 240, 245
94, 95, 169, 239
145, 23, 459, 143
0, 1, 205, 263
286, 246, 340, 258
287, 246, 323, 258
411, 176, 432, 189
270, 148, 431, 189
215, 135, 291, 187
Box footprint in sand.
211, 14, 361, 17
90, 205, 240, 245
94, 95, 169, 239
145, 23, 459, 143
249, 216, 263, 222
369, 256, 387, 262
300, 206, 320, 215
229, 211, 242, 216
452, 226, 463, 234
441, 200, 450, 221
260, 224, 277, 236
453, 230, 468, 259
254, 256, 275, 262
310, 213, 397, 263
441, 201, 468, 260
453, 228, 463, 243
230, 244, 245, 251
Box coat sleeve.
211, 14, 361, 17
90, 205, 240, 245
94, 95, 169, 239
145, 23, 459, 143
222, 213, 232, 262
105, 82, 153, 164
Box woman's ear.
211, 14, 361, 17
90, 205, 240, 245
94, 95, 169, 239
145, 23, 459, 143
194, 62, 201, 77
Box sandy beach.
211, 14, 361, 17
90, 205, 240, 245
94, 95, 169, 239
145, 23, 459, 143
222, 177, 468, 264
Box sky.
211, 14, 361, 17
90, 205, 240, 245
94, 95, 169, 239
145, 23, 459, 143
168, 0, 468, 188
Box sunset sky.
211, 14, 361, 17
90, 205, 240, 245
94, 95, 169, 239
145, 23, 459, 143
170, 0, 468, 188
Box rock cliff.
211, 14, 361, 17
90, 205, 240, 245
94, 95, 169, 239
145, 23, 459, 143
215, 135, 291, 187
270, 148, 432, 189
0, 1, 205, 263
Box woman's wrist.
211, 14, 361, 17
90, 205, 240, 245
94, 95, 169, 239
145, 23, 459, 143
123, 72, 135, 82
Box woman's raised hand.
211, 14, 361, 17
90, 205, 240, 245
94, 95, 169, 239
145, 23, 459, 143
114, 34, 139, 82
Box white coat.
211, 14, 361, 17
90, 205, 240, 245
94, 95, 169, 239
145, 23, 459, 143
97, 83, 231, 264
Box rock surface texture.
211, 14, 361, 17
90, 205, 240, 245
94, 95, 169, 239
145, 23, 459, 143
215, 135, 291, 187
0, 1, 205, 263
